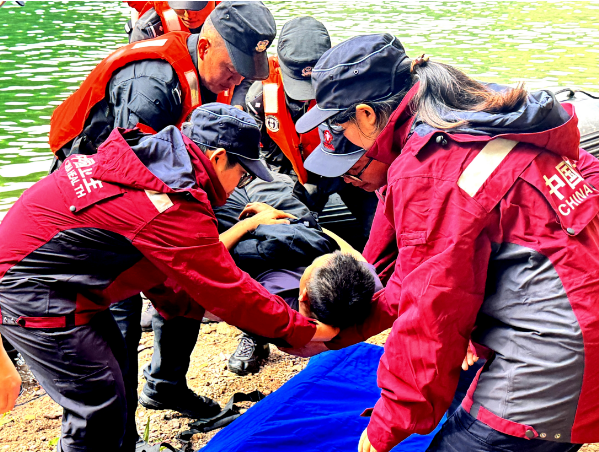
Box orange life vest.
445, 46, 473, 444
135, 1, 233, 105
49, 32, 201, 155
262, 56, 320, 185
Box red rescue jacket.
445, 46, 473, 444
330, 84, 599, 450
49, 32, 201, 155
262, 56, 321, 185
0, 126, 316, 348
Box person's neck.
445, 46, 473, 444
187, 35, 218, 104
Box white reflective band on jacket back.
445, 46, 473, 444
458, 138, 519, 197
162, 8, 183, 32
145, 190, 173, 213
184, 70, 200, 107
132, 38, 168, 49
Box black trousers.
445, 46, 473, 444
0, 309, 138, 452
427, 407, 582, 452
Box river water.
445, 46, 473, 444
0, 0, 598, 219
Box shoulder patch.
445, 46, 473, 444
145, 190, 173, 213
265, 115, 280, 132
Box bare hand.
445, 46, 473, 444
239, 202, 276, 219
359, 428, 378, 452
462, 341, 479, 371
279, 341, 330, 358
243, 209, 297, 232
0, 350, 21, 414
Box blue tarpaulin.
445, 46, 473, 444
200, 343, 445, 452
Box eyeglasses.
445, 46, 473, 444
341, 157, 373, 182
237, 172, 255, 189
325, 118, 345, 134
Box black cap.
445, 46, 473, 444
304, 124, 366, 177
296, 33, 412, 134
167, 1, 208, 10
181, 103, 273, 182
210, 1, 276, 80
277, 17, 331, 101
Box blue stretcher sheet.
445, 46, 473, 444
200, 343, 446, 452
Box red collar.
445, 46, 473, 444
366, 82, 419, 165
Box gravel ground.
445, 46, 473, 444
1, 323, 598, 452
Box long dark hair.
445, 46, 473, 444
332, 59, 528, 132
412, 61, 528, 129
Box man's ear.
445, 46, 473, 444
208, 148, 226, 162
298, 288, 309, 303
197, 36, 210, 60
208, 148, 227, 171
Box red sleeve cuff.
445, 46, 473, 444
367, 402, 410, 452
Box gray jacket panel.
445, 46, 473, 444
472, 242, 584, 442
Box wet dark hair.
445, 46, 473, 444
306, 252, 375, 329
196, 142, 239, 169
331, 59, 527, 132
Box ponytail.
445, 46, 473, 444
411, 60, 528, 130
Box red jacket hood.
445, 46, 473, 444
92, 126, 228, 207
368, 82, 581, 164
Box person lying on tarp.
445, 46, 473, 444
215, 174, 384, 375
0, 103, 339, 452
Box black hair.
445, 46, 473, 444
196, 142, 239, 169
411, 61, 528, 130
306, 251, 375, 329
330, 57, 528, 133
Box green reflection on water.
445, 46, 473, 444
0, 0, 598, 217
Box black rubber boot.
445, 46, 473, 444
227, 335, 270, 376
139, 387, 221, 419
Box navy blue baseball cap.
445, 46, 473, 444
295, 33, 412, 134
304, 124, 366, 177
182, 103, 273, 182
211, 1, 276, 80
277, 17, 331, 101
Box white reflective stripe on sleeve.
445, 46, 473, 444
263, 83, 278, 114
458, 138, 519, 197
161, 8, 183, 32
145, 190, 174, 213
132, 38, 168, 49
184, 70, 200, 107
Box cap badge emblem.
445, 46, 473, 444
301, 66, 313, 77
255, 40, 269, 53
265, 115, 280, 133
323, 129, 334, 151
